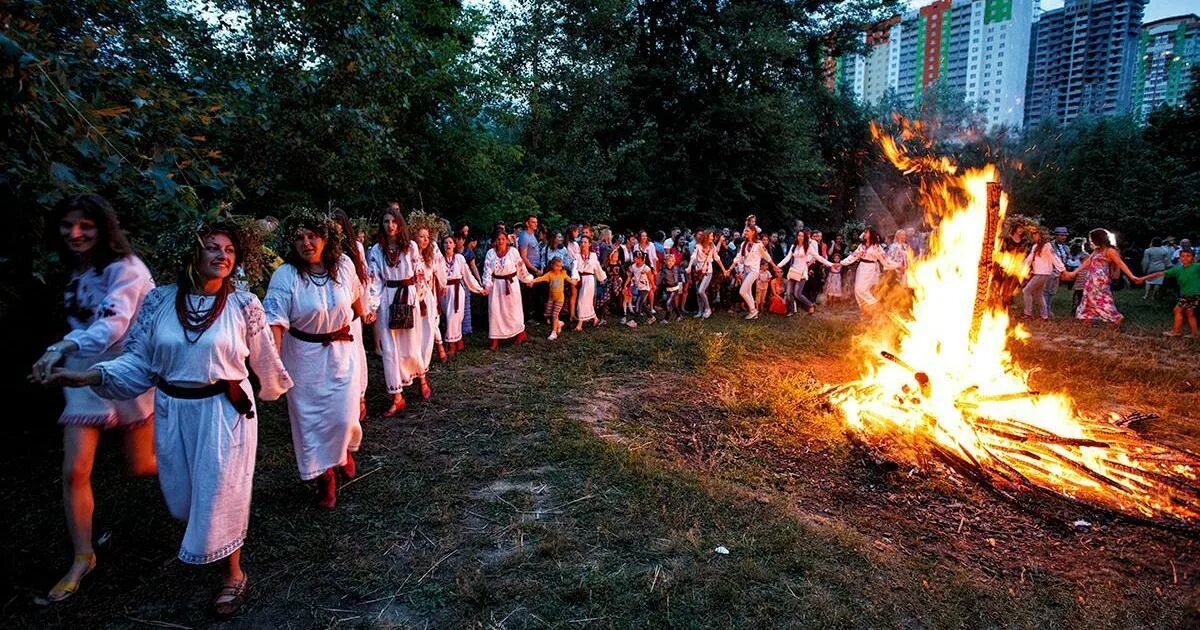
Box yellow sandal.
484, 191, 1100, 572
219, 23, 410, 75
44, 552, 96, 603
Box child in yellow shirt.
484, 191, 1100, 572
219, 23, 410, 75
528, 257, 577, 340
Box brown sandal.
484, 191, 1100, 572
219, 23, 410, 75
212, 574, 249, 618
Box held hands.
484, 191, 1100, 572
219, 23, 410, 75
30, 349, 65, 384
363, 312, 378, 325
34, 368, 101, 388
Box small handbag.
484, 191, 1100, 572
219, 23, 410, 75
388, 285, 414, 330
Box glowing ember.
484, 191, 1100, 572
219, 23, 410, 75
829, 118, 1200, 525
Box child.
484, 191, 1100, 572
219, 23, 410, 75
528, 258, 577, 340
599, 248, 623, 326
824, 251, 844, 303
661, 254, 686, 322
628, 251, 656, 327
754, 259, 772, 314
768, 271, 787, 315
1140, 248, 1199, 338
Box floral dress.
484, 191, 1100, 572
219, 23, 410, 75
1075, 251, 1122, 323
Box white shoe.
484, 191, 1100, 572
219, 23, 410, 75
548, 332, 558, 340
745, 311, 759, 320
626, 320, 638, 328
703, 310, 712, 319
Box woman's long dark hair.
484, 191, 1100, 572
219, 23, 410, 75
284, 217, 343, 284
331, 208, 368, 285
51, 194, 133, 271
861, 227, 882, 248
377, 205, 410, 261
175, 223, 242, 335
1088, 228, 1113, 250
794, 230, 810, 253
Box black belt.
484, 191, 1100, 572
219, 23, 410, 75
580, 271, 594, 277
494, 272, 516, 295
157, 379, 254, 419
288, 324, 354, 345
384, 278, 416, 288
447, 278, 462, 312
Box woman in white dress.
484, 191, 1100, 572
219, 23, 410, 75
776, 230, 834, 316
30, 195, 157, 603
265, 213, 365, 510
47, 222, 292, 618
570, 235, 607, 331
688, 230, 727, 319
415, 227, 448, 367
367, 208, 430, 415
732, 227, 776, 319
837, 228, 899, 316
482, 226, 534, 350
440, 236, 486, 353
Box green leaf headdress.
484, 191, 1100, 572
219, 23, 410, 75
147, 210, 281, 294
276, 205, 345, 270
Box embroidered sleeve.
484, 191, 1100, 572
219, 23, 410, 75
237, 292, 292, 401
64, 258, 155, 357
460, 255, 485, 293
91, 284, 169, 400
482, 250, 496, 289
516, 250, 534, 283
262, 265, 293, 329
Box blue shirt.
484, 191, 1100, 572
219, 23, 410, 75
517, 229, 542, 268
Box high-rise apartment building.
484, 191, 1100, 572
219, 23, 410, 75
829, 0, 1034, 130
1131, 14, 1200, 121
1024, 0, 1147, 127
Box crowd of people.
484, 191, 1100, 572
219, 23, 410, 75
25, 194, 1198, 618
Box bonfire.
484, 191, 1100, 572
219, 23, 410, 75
827, 118, 1200, 526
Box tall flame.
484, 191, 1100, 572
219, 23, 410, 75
830, 120, 1200, 524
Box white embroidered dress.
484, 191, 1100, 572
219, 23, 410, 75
60, 255, 156, 428
415, 249, 446, 372
840, 244, 898, 308
93, 286, 291, 564
570, 252, 606, 322
265, 257, 364, 481
482, 247, 533, 340
367, 241, 428, 392
441, 253, 484, 343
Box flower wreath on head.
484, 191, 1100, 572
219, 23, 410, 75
406, 209, 451, 244
276, 206, 345, 267
148, 210, 281, 295
1001, 213, 1040, 243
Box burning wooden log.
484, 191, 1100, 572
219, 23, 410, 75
879, 351, 931, 397
970, 181, 1003, 339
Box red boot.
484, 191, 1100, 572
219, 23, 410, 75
514, 331, 527, 345
420, 377, 432, 401
489, 339, 499, 352
316, 469, 337, 510
383, 395, 406, 417
457, 340, 465, 352
342, 450, 357, 480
